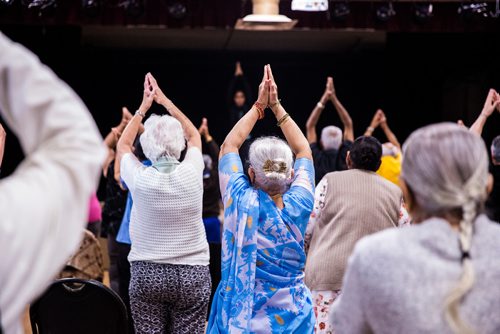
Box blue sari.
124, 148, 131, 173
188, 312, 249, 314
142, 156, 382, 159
207, 153, 316, 334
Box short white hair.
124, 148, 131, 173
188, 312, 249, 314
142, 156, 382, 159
321, 126, 343, 150
382, 142, 400, 157
140, 114, 186, 162
248, 136, 294, 195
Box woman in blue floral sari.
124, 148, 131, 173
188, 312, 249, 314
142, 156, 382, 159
207, 65, 316, 333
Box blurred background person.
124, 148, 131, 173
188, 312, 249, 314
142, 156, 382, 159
0, 32, 105, 334
306, 77, 354, 184
331, 123, 500, 333
305, 136, 409, 334
198, 117, 223, 316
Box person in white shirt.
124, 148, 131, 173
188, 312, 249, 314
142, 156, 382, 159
0, 33, 105, 334
115, 72, 210, 334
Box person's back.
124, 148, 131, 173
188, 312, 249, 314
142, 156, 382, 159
332, 214, 500, 334
305, 168, 402, 291
128, 151, 209, 264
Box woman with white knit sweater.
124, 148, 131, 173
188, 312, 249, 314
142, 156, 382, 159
116, 73, 210, 334
331, 122, 500, 333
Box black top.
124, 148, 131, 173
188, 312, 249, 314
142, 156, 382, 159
203, 139, 222, 218
228, 74, 252, 127
486, 163, 500, 223
101, 160, 128, 237
310, 140, 353, 185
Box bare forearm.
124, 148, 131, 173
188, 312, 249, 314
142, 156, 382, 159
103, 121, 127, 149
469, 114, 488, 136
306, 105, 323, 143
331, 95, 354, 141
221, 107, 259, 156
306, 93, 329, 143
115, 114, 142, 181
0, 134, 5, 167
380, 123, 401, 149
161, 98, 200, 147
273, 104, 312, 159
331, 95, 353, 127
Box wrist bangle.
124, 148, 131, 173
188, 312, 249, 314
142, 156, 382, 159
206, 135, 213, 143
254, 102, 265, 120
277, 113, 290, 127
367, 126, 375, 132
317, 102, 325, 109
135, 110, 146, 118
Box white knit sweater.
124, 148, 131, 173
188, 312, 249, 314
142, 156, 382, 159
121, 148, 209, 266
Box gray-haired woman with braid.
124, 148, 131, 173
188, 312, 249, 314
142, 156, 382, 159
330, 123, 500, 334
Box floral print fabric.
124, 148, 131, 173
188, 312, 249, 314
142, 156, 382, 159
207, 153, 316, 333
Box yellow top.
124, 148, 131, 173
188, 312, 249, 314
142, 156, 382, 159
377, 153, 402, 186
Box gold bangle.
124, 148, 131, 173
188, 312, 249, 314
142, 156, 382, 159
277, 113, 290, 127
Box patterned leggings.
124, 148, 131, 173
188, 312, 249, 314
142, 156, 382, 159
129, 261, 211, 334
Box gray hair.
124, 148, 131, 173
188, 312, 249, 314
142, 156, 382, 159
491, 135, 500, 162
401, 123, 489, 334
321, 126, 343, 150
248, 136, 294, 195
140, 114, 186, 163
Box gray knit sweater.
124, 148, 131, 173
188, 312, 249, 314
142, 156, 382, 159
330, 214, 500, 334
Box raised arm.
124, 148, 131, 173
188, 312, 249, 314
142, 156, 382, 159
147, 72, 201, 150
378, 110, 401, 150
268, 65, 312, 160
470, 89, 500, 136
0, 123, 5, 169
220, 66, 269, 157
102, 107, 133, 176
103, 107, 133, 149
306, 77, 332, 144
364, 109, 383, 137
330, 78, 354, 142
199, 117, 220, 163
115, 76, 156, 183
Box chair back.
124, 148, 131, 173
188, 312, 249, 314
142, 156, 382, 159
30, 278, 128, 334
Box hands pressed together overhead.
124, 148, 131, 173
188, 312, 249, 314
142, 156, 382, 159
481, 88, 500, 117
255, 64, 281, 117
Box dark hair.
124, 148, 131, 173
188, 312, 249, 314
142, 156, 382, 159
491, 135, 500, 162
349, 136, 382, 171
133, 135, 147, 161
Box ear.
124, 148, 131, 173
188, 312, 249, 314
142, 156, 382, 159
487, 172, 494, 195
248, 167, 255, 184
346, 151, 352, 169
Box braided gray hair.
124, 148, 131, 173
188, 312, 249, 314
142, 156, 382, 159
401, 123, 489, 334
